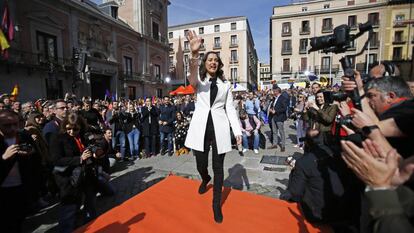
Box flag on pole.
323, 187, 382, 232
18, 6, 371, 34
1, 1, 14, 42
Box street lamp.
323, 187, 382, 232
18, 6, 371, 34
165, 76, 171, 83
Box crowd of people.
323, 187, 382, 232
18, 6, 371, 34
0, 60, 413, 232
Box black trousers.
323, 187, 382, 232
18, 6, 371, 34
0, 186, 26, 233
193, 114, 225, 206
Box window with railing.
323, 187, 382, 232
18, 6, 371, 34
230, 35, 238, 46
36, 31, 57, 64
322, 18, 333, 32
368, 12, 380, 26
394, 31, 405, 43
393, 47, 402, 60
300, 21, 310, 34
214, 37, 221, 48
321, 56, 331, 71
348, 15, 357, 29
231, 67, 238, 80
282, 59, 290, 72
300, 57, 307, 71
184, 41, 189, 51
123, 56, 133, 76
231, 50, 238, 63
282, 40, 292, 54
282, 22, 291, 36
299, 39, 308, 53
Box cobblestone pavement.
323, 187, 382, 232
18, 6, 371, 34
23, 120, 303, 233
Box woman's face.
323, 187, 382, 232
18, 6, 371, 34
176, 113, 182, 120
205, 53, 219, 76
316, 93, 325, 106
298, 95, 305, 102
66, 124, 80, 137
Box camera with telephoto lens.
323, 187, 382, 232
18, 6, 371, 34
309, 22, 373, 111
84, 132, 105, 159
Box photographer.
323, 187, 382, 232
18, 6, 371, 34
0, 109, 41, 233
303, 90, 338, 156
49, 113, 98, 233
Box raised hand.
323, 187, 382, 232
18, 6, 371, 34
185, 30, 202, 55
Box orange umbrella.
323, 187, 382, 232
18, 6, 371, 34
182, 85, 195, 94
170, 86, 186, 95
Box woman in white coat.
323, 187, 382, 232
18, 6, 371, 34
184, 30, 242, 223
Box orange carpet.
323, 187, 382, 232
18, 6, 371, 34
76, 175, 332, 233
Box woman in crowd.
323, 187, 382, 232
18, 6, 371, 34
184, 30, 242, 223
174, 111, 189, 155
125, 102, 141, 160
292, 93, 307, 149
49, 113, 96, 233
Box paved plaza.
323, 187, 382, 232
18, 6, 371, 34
23, 121, 303, 233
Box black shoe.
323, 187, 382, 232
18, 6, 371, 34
213, 203, 223, 223
198, 176, 211, 194
168, 151, 173, 156
161, 149, 166, 155
281, 147, 286, 152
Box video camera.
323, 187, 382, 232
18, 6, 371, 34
309, 22, 374, 110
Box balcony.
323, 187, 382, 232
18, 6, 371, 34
299, 27, 310, 35
393, 36, 406, 45
314, 64, 340, 74
369, 20, 380, 28
0, 48, 73, 71
213, 43, 221, 49
169, 48, 174, 54
322, 25, 333, 33
120, 72, 143, 81
229, 57, 238, 64
281, 48, 292, 55
393, 20, 407, 28
229, 41, 238, 48
281, 67, 292, 74
183, 46, 190, 53
349, 24, 358, 31
199, 44, 206, 51
281, 29, 292, 37
299, 47, 307, 54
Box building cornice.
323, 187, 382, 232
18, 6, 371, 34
169, 16, 246, 30
271, 2, 388, 20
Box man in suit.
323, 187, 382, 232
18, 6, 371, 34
159, 96, 176, 156
268, 87, 288, 152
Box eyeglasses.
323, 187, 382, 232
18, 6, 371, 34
56, 106, 68, 110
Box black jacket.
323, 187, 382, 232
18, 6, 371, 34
0, 132, 42, 202
141, 106, 159, 136
159, 104, 176, 133
123, 111, 141, 133
269, 95, 288, 122
109, 110, 128, 133
49, 133, 84, 203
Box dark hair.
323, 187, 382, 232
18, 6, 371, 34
60, 112, 87, 134
199, 51, 225, 82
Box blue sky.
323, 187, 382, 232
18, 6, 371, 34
93, 0, 292, 63
168, 0, 291, 63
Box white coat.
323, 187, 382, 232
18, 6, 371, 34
184, 58, 242, 154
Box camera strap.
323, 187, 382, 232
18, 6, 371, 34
74, 137, 85, 152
